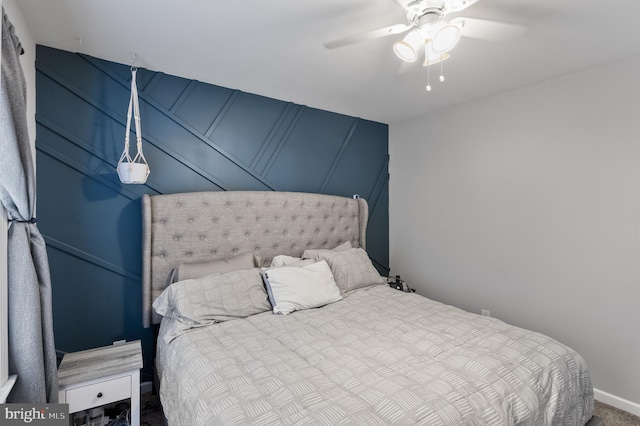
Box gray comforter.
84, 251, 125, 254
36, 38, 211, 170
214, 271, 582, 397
157, 284, 593, 425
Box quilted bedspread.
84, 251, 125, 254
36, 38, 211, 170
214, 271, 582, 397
157, 284, 593, 425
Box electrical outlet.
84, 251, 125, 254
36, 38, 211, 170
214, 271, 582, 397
480, 309, 491, 317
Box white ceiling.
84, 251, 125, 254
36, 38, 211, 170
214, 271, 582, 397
16, 0, 640, 124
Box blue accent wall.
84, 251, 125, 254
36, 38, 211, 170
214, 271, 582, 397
35, 45, 389, 381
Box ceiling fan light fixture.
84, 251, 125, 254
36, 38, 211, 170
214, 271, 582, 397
430, 22, 462, 53
423, 43, 450, 66
393, 29, 423, 62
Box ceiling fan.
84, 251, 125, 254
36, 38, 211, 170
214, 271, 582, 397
324, 0, 526, 89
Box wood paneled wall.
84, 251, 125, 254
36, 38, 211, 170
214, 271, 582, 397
35, 46, 388, 380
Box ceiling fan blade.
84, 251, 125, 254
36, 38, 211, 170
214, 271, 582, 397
323, 23, 413, 49
445, 0, 481, 13
394, 0, 409, 9
451, 17, 528, 42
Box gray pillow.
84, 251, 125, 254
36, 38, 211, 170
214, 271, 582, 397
154, 268, 271, 325
168, 252, 259, 284
301, 241, 353, 260
317, 247, 386, 293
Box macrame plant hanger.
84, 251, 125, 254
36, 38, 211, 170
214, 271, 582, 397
117, 63, 150, 184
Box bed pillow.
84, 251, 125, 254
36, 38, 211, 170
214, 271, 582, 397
262, 260, 342, 315
317, 247, 386, 293
270, 255, 301, 268
270, 255, 315, 268
301, 240, 353, 260
167, 252, 259, 284
154, 267, 271, 325
285, 258, 315, 267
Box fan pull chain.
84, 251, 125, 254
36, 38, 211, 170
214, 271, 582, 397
425, 48, 432, 92
440, 55, 445, 82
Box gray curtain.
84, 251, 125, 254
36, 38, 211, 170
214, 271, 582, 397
0, 9, 58, 403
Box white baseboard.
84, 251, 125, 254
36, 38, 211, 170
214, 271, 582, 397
594, 388, 640, 417
140, 380, 153, 395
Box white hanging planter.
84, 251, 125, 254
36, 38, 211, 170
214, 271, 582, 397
117, 67, 150, 184
117, 162, 149, 184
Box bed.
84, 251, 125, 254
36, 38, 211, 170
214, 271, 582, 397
142, 190, 599, 425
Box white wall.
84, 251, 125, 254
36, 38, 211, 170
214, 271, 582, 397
3, 0, 36, 155
390, 55, 640, 410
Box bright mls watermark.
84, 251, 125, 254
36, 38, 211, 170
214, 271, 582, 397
0, 404, 68, 425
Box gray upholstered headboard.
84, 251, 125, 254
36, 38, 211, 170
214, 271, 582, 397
142, 191, 369, 327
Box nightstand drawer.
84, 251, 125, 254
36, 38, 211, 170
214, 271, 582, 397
65, 375, 131, 413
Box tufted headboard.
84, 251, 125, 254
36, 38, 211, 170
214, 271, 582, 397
142, 191, 368, 327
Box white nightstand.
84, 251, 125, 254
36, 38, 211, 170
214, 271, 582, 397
58, 340, 143, 426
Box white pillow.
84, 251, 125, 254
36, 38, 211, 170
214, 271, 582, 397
262, 260, 342, 315
270, 255, 315, 268
270, 255, 302, 268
